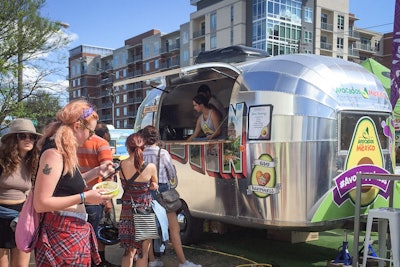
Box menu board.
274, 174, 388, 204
248, 105, 272, 140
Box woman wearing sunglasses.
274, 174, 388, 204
0, 118, 41, 267
33, 99, 117, 267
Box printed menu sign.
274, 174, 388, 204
248, 105, 272, 140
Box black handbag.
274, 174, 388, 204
156, 188, 182, 212
156, 148, 182, 212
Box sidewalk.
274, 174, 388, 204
28, 242, 250, 266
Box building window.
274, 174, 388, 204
304, 31, 312, 43
154, 59, 159, 69
321, 13, 328, 24
144, 44, 150, 56
337, 15, 344, 30
123, 94, 127, 103
230, 5, 234, 22
321, 13, 328, 30
123, 120, 128, 128
210, 35, 217, 49
253, 0, 266, 20
210, 12, 217, 31
116, 121, 120, 128
116, 108, 120, 117
72, 80, 76, 87
361, 37, 371, 50
115, 95, 120, 104
123, 69, 126, 77
123, 107, 127, 116
253, 20, 266, 42
337, 38, 344, 49
230, 29, 234, 45
183, 50, 189, 61
182, 31, 189, 44
115, 71, 119, 79
304, 7, 313, 23
153, 42, 159, 53
145, 62, 150, 72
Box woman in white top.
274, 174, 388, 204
187, 94, 221, 141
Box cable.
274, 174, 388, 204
182, 244, 274, 267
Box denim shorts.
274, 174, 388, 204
150, 183, 169, 199
85, 204, 103, 231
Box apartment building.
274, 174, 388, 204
68, 0, 388, 128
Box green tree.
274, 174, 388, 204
10, 90, 62, 132
0, 0, 70, 127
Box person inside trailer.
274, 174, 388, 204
187, 94, 222, 141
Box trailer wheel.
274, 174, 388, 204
177, 201, 203, 244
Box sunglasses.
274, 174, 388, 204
80, 121, 95, 138
17, 133, 37, 141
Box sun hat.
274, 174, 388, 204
1, 118, 42, 142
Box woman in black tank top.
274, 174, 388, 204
33, 100, 117, 267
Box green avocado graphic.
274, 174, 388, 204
250, 154, 276, 198
345, 117, 383, 206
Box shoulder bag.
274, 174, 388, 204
124, 163, 159, 242
15, 187, 44, 252
156, 147, 182, 213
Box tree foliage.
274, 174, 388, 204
11, 90, 62, 132
0, 0, 70, 127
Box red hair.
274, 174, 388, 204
39, 99, 98, 175
125, 133, 145, 172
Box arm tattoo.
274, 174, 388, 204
42, 164, 52, 175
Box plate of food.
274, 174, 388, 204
92, 181, 119, 197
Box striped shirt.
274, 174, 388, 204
77, 135, 112, 188
143, 146, 176, 184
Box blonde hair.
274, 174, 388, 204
39, 99, 98, 175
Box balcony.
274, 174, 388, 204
161, 43, 181, 54
348, 30, 360, 40
193, 29, 205, 39
320, 42, 333, 50
99, 77, 113, 85
348, 48, 360, 57
321, 22, 333, 32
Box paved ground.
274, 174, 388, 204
28, 242, 252, 267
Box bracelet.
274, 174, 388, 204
79, 192, 85, 204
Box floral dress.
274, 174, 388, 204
118, 163, 152, 258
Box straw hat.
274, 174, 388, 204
1, 118, 42, 142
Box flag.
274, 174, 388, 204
390, 0, 400, 109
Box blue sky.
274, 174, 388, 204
349, 0, 395, 33
41, 0, 396, 50
40, 0, 196, 50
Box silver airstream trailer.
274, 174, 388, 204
116, 54, 395, 243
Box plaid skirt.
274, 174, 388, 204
34, 212, 100, 267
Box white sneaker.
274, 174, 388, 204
178, 260, 202, 267
148, 259, 164, 267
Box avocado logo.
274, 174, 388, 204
361, 88, 369, 99
345, 117, 384, 206
248, 154, 278, 198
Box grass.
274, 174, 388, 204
195, 227, 369, 267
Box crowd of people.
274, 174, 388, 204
0, 96, 213, 267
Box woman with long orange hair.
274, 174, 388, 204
33, 100, 116, 266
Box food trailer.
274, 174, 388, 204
116, 54, 396, 243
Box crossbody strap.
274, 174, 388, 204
157, 147, 161, 178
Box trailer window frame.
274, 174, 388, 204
338, 111, 390, 153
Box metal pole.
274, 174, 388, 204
110, 87, 115, 127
